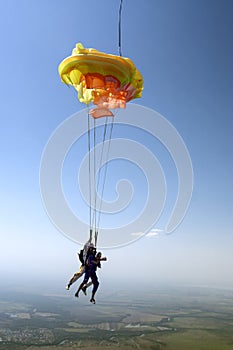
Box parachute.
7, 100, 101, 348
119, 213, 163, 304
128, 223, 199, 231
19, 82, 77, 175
58, 43, 143, 118
58, 42, 143, 246
58, 43, 143, 247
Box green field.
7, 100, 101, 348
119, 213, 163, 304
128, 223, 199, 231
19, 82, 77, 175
0, 287, 233, 349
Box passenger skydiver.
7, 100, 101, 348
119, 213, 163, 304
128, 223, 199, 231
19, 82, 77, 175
65, 238, 95, 291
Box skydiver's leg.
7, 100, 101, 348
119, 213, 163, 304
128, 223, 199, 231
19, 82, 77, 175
81, 280, 93, 295
66, 266, 84, 290
90, 273, 99, 304
66, 274, 78, 290
75, 271, 90, 298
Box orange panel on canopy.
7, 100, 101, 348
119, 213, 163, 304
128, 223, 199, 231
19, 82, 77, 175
58, 43, 143, 118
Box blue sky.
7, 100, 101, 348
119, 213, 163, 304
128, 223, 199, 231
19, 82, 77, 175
0, 0, 233, 292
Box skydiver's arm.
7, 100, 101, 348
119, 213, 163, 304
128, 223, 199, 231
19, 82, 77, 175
83, 238, 92, 252
100, 257, 107, 261
94, 257, 107, 264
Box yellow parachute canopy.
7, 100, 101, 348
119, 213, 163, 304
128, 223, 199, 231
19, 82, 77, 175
58, 43, 143, 118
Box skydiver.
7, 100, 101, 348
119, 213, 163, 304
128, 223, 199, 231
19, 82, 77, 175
66, 239, 95, 290
75, 249, 107, 304
81, 252, 103, 295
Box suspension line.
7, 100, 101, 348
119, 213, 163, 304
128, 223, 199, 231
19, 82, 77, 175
118, 0, 123, 56
97, 117, 114, 231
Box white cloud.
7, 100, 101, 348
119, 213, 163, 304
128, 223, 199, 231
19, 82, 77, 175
130, 229, 164, 238
145, 229, 164, 238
